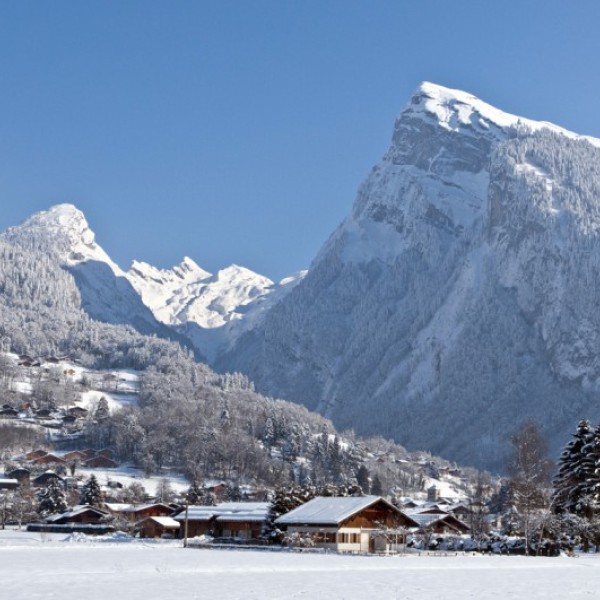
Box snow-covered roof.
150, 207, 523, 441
45, 504, 107, 523
146, 516, 180, 528
105, 502, 172, 514
275, 496, 394, 526
409, 512, 469, 531
175, 502, 269, 523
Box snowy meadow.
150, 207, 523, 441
2, 530, 599, 600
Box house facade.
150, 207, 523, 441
174, 502, 269, 541
275, 496, 419, 554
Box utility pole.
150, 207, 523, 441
183, 501, 189, 548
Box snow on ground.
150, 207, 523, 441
1, 529, 599, 600
77, 465, 190, 495
78, 390, 138, 413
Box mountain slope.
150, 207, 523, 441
218, 82, 600, 469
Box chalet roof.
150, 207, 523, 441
144, 516, 180, 528
275, 495, 399, 526
45, 504, 108, 523
175, 502, 269, 523
409, 512, 470, 532
409, 503, 450, 515
105, 502, 173, 515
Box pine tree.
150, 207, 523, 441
261, 485, 316, 544
371, 474, 383, 496
356, 465, 370, 493
553, 420, 594, 515
224, 482, 242, 502
80, 474, 103, 507
185, 480, 203, 505
38, 479, 67, 517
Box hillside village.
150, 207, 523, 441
0, 351, 516, 554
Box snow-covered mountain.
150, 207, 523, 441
218, 82, 600, 469
1, 204, 190, 344
1, 203, 303, 361
127, 257, 305, 360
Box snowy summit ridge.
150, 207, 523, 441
4, 203, 123, 275
409, 82, 600, 146
218, 82, 600, 470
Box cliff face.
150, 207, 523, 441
218, 83, 600, 469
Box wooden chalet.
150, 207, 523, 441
32, 471, 64, 488
46, 505, 110, 525
174, 502, 270, 540
105, 502, 174, 523
62, 451, 87, 461
32, 453, 66, 466
409, 512, 470, 534
275, 496, 419, 554
25, 449, 48, 461
84, 455, 118, 468
7, 468, 31, 483
137, 516, 181, 539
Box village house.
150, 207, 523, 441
275, 495, 419, 554
32, 453, 66, 466
105, 502, 175, 524
62, 451, 87, 461
409, 512, 470, 534
24, 449, 48, 461
32, 471, 64, 488
83, 455, 118, 469
45, 505, 110, 526
137, 516, 181, 539
6, 467, 31, 483
27, 505, 114, 535
174, 502, 270, 541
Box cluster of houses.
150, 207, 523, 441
23, 448, 118, 469
0, 447, 120, 496
0, 401, 89, 434
21, 487, 472, 555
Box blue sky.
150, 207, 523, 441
1, 1, 600, 280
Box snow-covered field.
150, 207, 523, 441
1, 530, 599, 600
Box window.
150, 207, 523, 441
339, 532, 360, 544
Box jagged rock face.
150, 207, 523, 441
218, 83, 600, 470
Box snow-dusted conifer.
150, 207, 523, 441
38, 479, 67, 517
80, 474, 103, 507
553, 420, 593, 515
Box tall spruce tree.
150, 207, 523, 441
80, 474, 103, 507
553, 420, 594, 515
